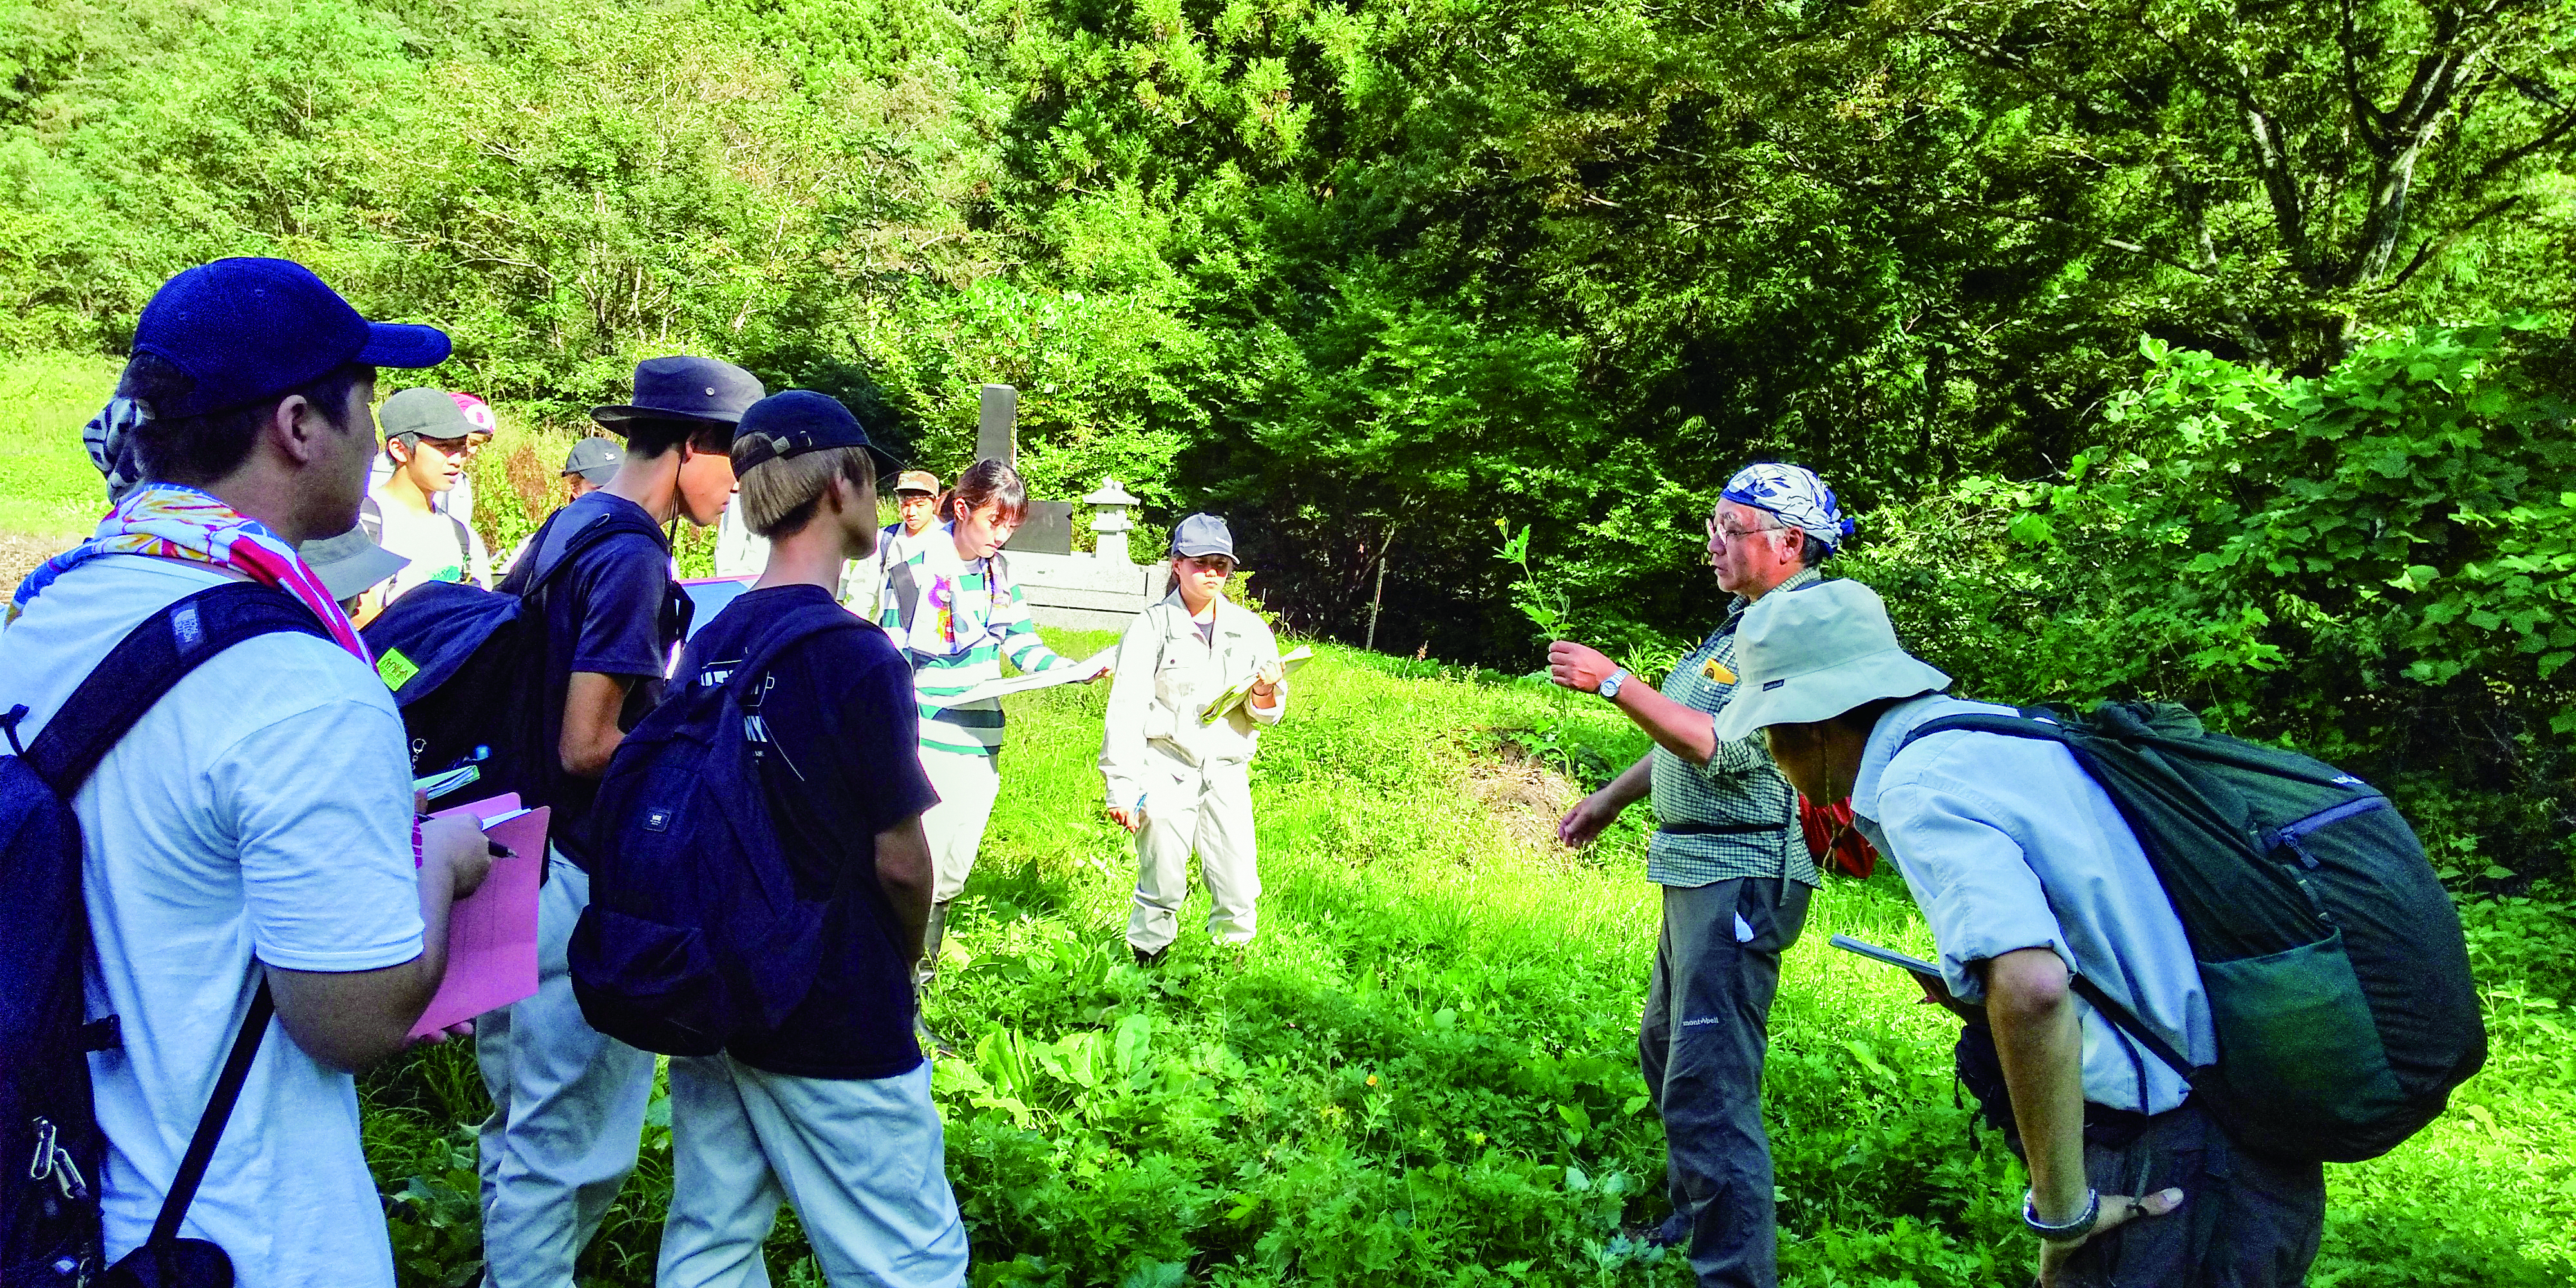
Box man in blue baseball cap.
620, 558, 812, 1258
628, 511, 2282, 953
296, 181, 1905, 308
1542, 460, 1849, 1288
645, 391, 971, 1283
3, 258, 495, 1288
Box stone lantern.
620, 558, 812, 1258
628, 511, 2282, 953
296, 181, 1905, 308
1084, 477, 1142, 564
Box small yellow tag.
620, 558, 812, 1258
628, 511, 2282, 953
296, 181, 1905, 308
376, 647, 420, 691
1703, 659, 1737, 685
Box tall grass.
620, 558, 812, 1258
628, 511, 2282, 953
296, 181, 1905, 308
355, 635, 2576, 1286
0, 354, 120, 537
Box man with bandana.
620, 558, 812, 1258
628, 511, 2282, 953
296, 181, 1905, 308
1544, 462, 1852, 1288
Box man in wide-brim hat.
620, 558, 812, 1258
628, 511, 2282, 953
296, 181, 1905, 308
1718, 579, 2326, 1286
476, 354, 764, 1288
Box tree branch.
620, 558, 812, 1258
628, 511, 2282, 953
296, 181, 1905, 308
2375, 194, 2523, 292
1949, 202, 2214, 277
2337, 0, 2387, 153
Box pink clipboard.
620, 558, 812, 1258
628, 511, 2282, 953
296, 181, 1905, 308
409, 795, 548, 1037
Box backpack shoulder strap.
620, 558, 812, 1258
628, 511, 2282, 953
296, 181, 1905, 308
1898, 706, 2073, 753
449, 513, 475, 567
731, 602, 869, 694
1893, 705, 2202, 1081
22, 582, 328, 797
144, 978, 274, 1248
357, 496, 383, 545
510, 505, 668, 602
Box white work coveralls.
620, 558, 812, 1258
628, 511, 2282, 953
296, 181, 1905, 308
1100, 592, 1286, 954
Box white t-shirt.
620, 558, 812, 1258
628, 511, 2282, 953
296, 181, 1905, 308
0, 556, 423, 1287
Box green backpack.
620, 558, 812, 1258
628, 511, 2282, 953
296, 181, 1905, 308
1903, 701, 2486, 1163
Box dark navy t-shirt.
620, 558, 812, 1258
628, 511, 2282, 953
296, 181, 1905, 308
680, 585, 939, 1079
512, 490, 677, 866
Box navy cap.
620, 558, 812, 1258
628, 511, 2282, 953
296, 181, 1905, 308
591, 356, 764, 428
562, 437, 625, 484
1171, 513, 1235, 559
133, 258, 451, 420
730, 390, 902, 477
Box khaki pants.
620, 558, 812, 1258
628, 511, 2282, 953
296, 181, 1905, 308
476, 848, 656, 1288
659, 1056, 967, 1288
918, 748, 1000, 905
1126, 753, 1260, 954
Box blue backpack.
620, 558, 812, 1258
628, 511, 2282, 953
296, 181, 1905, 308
569, 597, 864, 1056
363, 503, 682, 808
1, 583, 321, 1285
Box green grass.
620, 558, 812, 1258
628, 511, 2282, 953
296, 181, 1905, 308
354, 638, 2576, 1287
0, 353, 120, 536
6, 354, 2571, 1283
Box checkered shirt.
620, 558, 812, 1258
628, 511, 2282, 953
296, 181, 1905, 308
1645, 567, 1826, 890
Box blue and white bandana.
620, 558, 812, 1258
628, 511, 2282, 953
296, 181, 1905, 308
1721, 462, 1852, 553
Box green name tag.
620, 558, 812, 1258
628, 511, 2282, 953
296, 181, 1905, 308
376, 647, 420, 691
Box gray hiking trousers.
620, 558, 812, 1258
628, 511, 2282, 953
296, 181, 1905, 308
1640, 875, 1813, 1288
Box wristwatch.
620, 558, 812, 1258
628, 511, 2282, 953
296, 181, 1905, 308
1598, 668, 1630, 701
2022, 1188, 2101, 1243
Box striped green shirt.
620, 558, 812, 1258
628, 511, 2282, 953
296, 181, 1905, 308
876, 531, 1072, 757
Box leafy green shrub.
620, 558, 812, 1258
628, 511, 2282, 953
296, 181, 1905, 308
1846, 319, 2576, 882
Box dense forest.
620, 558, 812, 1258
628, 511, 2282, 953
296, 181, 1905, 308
3, 0, 2573, 869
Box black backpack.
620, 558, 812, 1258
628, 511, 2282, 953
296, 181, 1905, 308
1, 583, 321, 1285
569, 597, 863, 1056
363, 503, 683, 809
1904, 701, 2486, 1162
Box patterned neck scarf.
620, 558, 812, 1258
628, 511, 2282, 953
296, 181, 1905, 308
9, 482, 372, 661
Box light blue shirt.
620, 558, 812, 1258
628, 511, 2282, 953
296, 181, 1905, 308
1850, 694, 2215, 1115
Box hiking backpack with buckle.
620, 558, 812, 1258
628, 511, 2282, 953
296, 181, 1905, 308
1902, 701, 2486, 1162
1, 583, 324, 1285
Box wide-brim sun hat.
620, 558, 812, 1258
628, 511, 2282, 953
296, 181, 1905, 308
591, 355, 765, 428
1709, 579, 1951, 742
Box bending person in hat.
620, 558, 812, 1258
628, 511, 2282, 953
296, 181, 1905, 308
1099, 515, 1287, 964
1544, 462, 1849, 1288
299, 525, 410, 627
365, 386, 492, 597
656, 391, 969, 1287
1716, 581, 2325, 1285
876, 457, 1105, 1007
476, 355, 762, 1288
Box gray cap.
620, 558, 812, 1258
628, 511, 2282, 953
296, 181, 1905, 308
1707, 580, 1953, 742
1170, 513, 1234, 559
562, 437, 625, 484
299, 526, 408, 602
379, 387, 476, 443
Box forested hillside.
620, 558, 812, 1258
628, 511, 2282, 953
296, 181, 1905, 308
6, 0, 2572, 874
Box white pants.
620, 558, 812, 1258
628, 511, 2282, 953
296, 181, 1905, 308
1126, 755, 1261, 954
658, 1056, 967, 1288
918, 749, 1000, 904
477, 849, 658, 1288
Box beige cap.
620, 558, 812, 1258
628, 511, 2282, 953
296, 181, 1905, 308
893, 470, 940, 496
